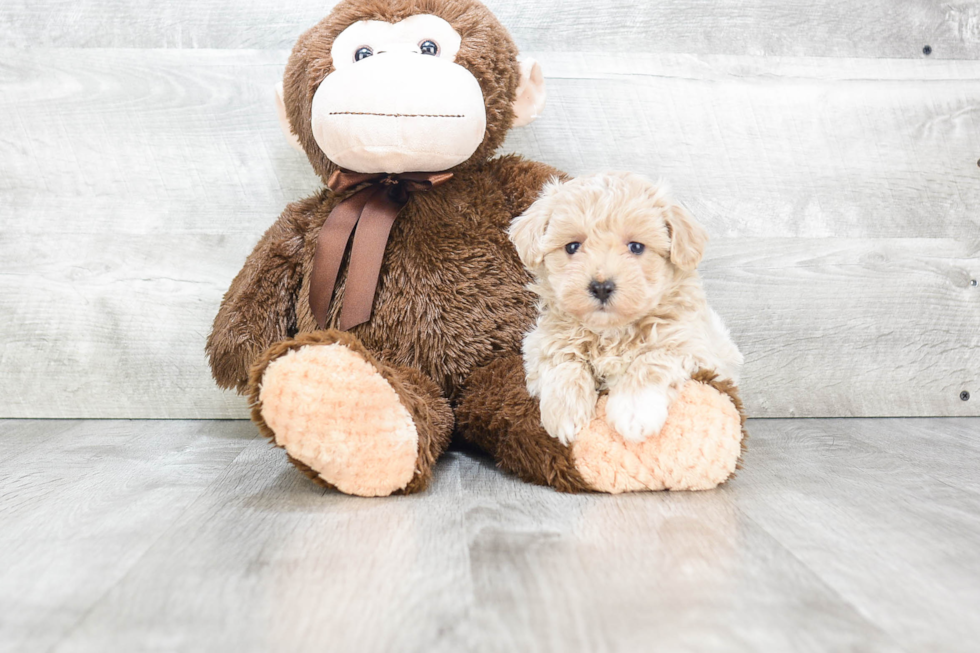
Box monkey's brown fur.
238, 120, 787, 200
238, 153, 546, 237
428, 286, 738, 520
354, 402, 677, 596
206, 0, 744, 495
207, 0, 573, 493
456, 355, 592, 492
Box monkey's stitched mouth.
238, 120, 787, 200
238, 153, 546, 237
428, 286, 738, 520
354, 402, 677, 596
329, 111, 465, 118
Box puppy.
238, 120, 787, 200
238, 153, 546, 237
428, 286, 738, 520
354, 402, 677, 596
509, 171, 743, 444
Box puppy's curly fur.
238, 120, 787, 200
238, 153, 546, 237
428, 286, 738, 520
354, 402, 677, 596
509, 171, 743, 444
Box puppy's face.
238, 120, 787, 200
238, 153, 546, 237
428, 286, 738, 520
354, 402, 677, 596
510, 172, 707, 330
542, 206, 672, 329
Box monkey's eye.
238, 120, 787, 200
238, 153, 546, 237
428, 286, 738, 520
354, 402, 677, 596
628, 242, 645, 255
565, 242, 581, 255
354, 46, 374, 62
419, 40, 440, 56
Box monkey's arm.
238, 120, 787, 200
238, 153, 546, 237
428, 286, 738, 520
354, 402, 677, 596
490, 154, 569, 219
206, 199, 316, 393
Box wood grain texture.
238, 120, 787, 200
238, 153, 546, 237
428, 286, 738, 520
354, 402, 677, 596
1, 0, 979, 59
0, 232, 253, 418
0, 49, 322, 237
705, 238, 980, 418
2, 418, 979, 652
845, 417, 980, 494
735, 418, 980, 650
1, 233, 975, 418
513, 53, 980, 240
453, 452, 903, 653
0, 419, 256, 653
4, 50, 979, 238
1, 48, 978, 418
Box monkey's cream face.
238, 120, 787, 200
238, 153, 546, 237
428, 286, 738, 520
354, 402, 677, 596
311, 15, 488, 174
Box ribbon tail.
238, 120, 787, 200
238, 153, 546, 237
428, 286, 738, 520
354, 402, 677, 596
337, 186, 406, 331
309, 187, 374, 329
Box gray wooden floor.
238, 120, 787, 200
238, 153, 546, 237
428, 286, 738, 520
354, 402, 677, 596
1, 418, 979, 653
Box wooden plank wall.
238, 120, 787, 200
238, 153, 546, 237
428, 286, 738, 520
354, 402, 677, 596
1, 1, 978, 418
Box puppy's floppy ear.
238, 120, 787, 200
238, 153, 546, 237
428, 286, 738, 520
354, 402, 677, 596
665, 202, 708, 270
509, 178, 562, 269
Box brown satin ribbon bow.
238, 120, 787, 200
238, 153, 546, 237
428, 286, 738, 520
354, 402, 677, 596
310, 169, 453, 331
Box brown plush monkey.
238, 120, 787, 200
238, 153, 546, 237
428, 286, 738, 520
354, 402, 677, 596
207, 0, 745, 497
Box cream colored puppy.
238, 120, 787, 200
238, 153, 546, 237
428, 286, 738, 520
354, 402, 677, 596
509, 172, 743, 444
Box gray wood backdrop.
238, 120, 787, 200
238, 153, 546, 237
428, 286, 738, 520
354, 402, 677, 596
1, 0, 978, 419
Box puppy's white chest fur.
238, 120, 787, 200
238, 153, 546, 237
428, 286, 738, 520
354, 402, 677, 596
580, 333, 645, 392
523, 315, 669, 394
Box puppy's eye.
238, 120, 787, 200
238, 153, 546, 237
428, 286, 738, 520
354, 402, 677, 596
354, 46, 374, 62
565, 242, 581, 255
419, 40, 440, 56
628, 242, 645, 255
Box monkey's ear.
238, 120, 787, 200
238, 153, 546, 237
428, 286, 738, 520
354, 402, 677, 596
509, 178, 561, 269
275, 81, 305, 153
665, 202, 709, 271
512, 58, 546, 128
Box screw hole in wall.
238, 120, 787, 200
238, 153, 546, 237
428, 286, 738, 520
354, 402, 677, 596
973, 279, 979, 287
962, 391, 971, 401
923, 45, 932, 55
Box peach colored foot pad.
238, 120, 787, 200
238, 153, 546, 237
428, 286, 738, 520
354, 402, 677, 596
258, 344, 418, 497
572, 381, 743, 494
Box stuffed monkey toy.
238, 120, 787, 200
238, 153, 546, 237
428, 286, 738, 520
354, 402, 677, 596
206, 0, 746, 497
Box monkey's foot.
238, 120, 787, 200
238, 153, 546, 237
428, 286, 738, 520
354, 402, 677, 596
257, 341, 418, 497
571, 380, 744, 493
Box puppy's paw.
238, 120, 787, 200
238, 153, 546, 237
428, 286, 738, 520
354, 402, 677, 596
542, 411, 588, 445
605, 385, 671, 442
539, 385, 597, 445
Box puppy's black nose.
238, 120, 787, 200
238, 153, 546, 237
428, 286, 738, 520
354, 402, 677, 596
589, 279, 616, 303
